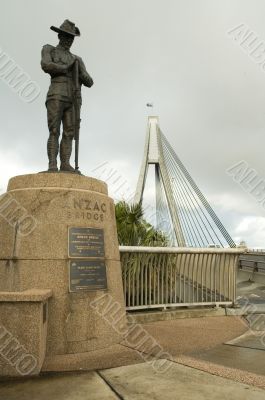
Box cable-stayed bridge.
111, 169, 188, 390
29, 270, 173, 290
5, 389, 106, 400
134, 116, 236, 248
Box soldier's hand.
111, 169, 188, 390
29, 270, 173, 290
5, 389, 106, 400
61, 65, 68, 72
67, 58, 76, 70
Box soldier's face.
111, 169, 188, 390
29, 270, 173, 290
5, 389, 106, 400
59, 34, 74, 50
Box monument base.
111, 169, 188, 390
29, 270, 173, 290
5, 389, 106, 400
42, 343, 143, 373
0, 289, 52, 377
0, 173, 127, 376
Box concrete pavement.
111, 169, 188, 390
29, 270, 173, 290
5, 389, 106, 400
0, 372, 118, 400
1, 360, 264, 400
101, 361, 265, 400
0, 315, 264, 399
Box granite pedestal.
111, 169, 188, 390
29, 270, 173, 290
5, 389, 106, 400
0, 173, 127, 376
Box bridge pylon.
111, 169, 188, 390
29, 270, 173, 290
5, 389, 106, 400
134, 116, 236, 248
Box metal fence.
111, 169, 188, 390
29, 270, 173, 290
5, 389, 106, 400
120, 246, 245, 310
239, 253, 265, 273
247, 249, 265, 253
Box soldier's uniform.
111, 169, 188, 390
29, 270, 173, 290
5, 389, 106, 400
41, 20, 93, 172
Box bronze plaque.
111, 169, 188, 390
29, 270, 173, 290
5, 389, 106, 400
69, 260, 107, 292
69, 227, 105, 258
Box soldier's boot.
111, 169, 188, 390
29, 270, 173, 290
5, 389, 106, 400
60, 136, 75, 173
47, 135, 59, 172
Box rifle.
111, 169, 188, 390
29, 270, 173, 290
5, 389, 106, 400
74, 59, 81, 174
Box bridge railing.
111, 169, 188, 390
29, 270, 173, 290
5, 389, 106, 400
119, 246, 245, 310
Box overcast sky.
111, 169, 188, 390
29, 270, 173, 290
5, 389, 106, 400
1, 0, 265, 247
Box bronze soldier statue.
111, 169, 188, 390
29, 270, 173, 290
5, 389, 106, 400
41, 20, 93, 173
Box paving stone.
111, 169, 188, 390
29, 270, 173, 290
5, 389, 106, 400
0, 372, 118, 400
101, 360, 265, 400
